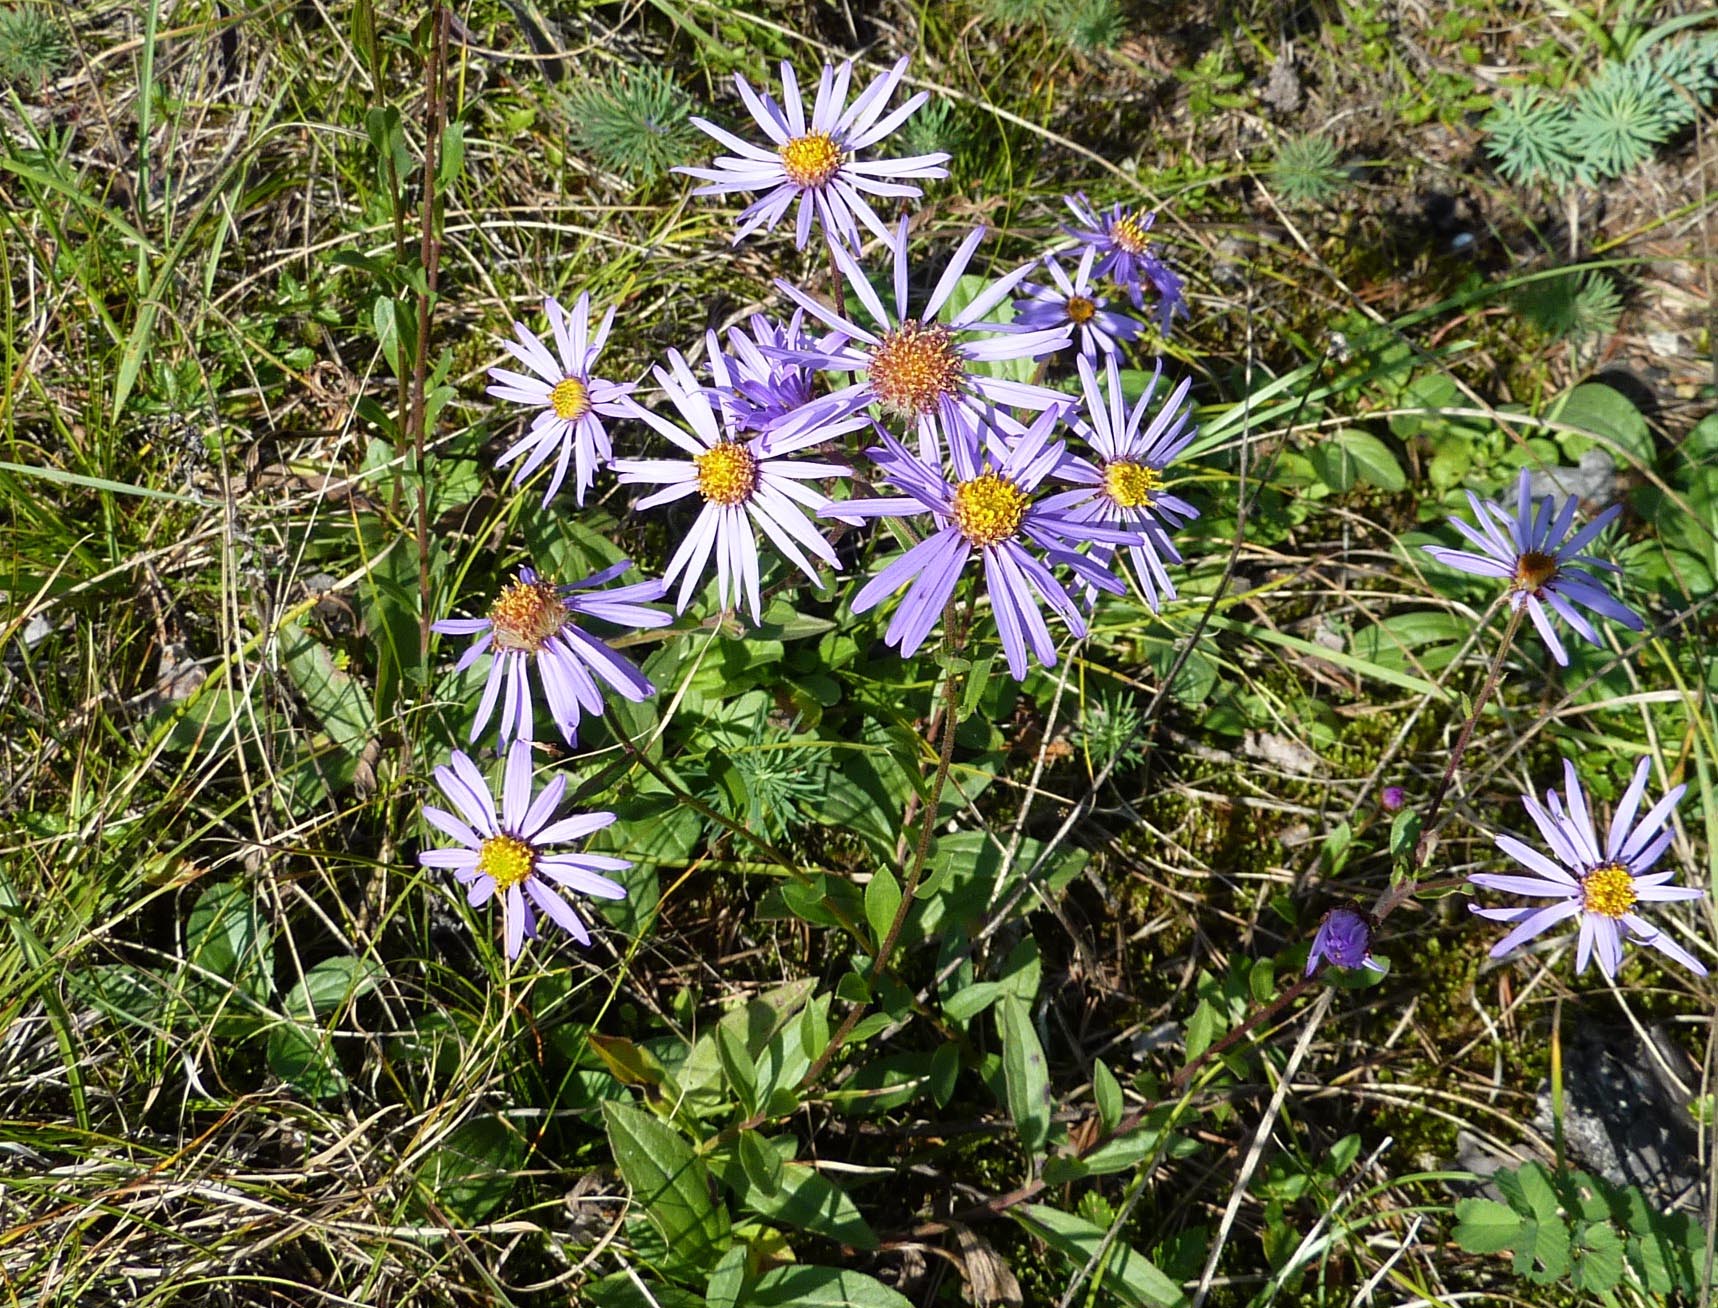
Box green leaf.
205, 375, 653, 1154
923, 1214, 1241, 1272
1011, 1204, 1188, 1307
585, 1274, 707, 1308
716, 1022, 757, 1114
1310, 428, 1406, 492
1548, 381, 1651, 463
1573, 1221, 1625, 1292
864, 867, 902, 950
185, 881, 273, 1018
412, 1115, 524, 1224
929, 1041, 960, 1108
736, 1129, 782, 1196
602, 1102, 731, 1272
747, 1266, 909, 1308
282, 955, 382, 1017
997, 993, 1050, 1153
1093, 1059, 1123, 1133
705, 1245, 747, 1308
437, 121, 465, 190
720, 1157, 878, 1250
266, 1023, 347, 1099
799, 993, 830, 1062
1183, 999, 1219, 1063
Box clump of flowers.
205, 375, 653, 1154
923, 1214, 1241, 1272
1062, 193, 1186, 331
825, 409, 1136, 678
1469, 758, 1707, 979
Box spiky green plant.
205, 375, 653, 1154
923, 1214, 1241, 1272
1567, 59, 1672, 182
1482, 86, 1579, 185
1047, 0, 1124, 53
1517, 269, 1625, 344
0, 3, 69, 86
1271, 133, 1346, 207
1073, 690, 1148, 771
974, 0, 1051, 23
898, 97, 964, 162
563, 64, 698, 187
729, 724, 828, 843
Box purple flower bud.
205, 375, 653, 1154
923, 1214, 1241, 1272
1381, 785, 1407, 813
1306, 904, 1385, 977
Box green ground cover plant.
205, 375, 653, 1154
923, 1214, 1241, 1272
3, 2, 1716, 1306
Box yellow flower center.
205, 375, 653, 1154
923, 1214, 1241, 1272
779, 132, 843, 188
1581, 862, 1637, 919
868, 320, 964, 418
1065, 295, 1097, 324
1103, 459, 1162, 509
695, 441, 759, 507
1112, 211, 1152, 254
488, 578, 570, 654
478, 833, 537, 892
1513, 549, 1559, 595
550, 377, 590, 421
951, 471, 1029, 548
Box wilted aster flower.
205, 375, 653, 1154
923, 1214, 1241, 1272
823, 408, 1136, 678
433, 561, 671, 747
613, 344, 866, 623
774, 217, 1072, 459
1381, 785, 1407, 813
419, 741, 629, 959
1306, 904, 1384, 976
485, 293, 639, 506
677, 57, 950, 252
1469, 758, 1707, 979
1011, 248, 1143, 362
1041, 355, 1199, 612
1062, 194, 1186, 331
1423, 468, 1643, 665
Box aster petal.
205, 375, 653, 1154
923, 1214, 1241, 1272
504, 884, 527, 958
419, 848, 480, 870
441, 752, 500, 834
535, 810, 618, 845
518, 771, 568, 840
1619, 784, 1687, 863
423, 804, 483, 851
1487, 898, 1583, 959
527, 879, 591, 946
1493, 834, 1581, 886
1631, 920, 1708, 975
539, 859, 630, 900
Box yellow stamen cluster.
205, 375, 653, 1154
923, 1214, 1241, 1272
952, 472, 1029, 548
1581, 862, 1637, 919
1112, 211, 1152, 253
868, 320, 964, 418
779, 132, 843, 188
1103, 459, 1163, 510
488, 578, 569, 654
478, 833, 537, 892
1065, 295, 1097, 324
1513, 550, 1560, 595
695, 441, 760, 507
550, 377, 591, 421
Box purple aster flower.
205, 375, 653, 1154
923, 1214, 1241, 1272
1039, 355, 1200, 612
1469, 758, 1707, 980
419, 741, 629, 959
1062, 194, 1186, 331
432, 561, 671, 748
1381, 785, 1407, 813
485, 293, 639, 507
1011, 248, 1144, 362
613, 343, 866, 623
1306, 904, 1384, 976
774, 217, 1073, 460
822, 408, 1137, 678
677, 57, 950, 252
709, 311, 824, 434
1422, 468, 1643, 665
